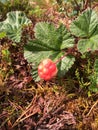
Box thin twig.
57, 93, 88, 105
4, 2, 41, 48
92, 3, 98, 9
86, 100, 98, 117
13, 107, 39, 127
12, 95, 38, 128
84, 0, 91, 10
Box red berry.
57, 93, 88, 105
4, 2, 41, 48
38, 59, 58, 80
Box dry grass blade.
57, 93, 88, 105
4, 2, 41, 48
12, 95, 40, 128
86, 100, 98, 117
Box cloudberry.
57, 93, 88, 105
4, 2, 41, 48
38, 59, 58, 80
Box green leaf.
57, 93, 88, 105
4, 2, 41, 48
94, 59, 98, 86
89, 74, 98, 93
0, 11, 31, 43
78, 35, 98, 53
94, 59, 98, 74
34, 23, 74, 50
34, 22, 60, 50
0, 32, 6, 39
89, 59, 98, 92
24, 22, 75, 81
0, 0, 9, 4
70, 9, 98, 53
70, 9, 98, 37
57, 55, 75, 77
57, 24, 75, 49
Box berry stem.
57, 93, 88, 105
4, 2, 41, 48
55, 52, 68, 64
55, 48, 75, 64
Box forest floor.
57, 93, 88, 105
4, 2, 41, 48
0, 1, 98, 130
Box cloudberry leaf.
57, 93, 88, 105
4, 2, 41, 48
57, 55, 75, 77
0, 11, 31, 42
70, 9, 98, 53
24, 22, 75, 81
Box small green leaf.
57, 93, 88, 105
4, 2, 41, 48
0, 0, 9, 4
57, 55, 75, 77
57, 24, 75, 49
78, 35, 98, 53
70, 9, 98, 37
0, 32, 6, 39
94, 59, 98, 74
89, 75, 98, 93
89, 59, 98, 92
94, 59, 98, 85
70, 9, 98, 53
0, 11, 31, 43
